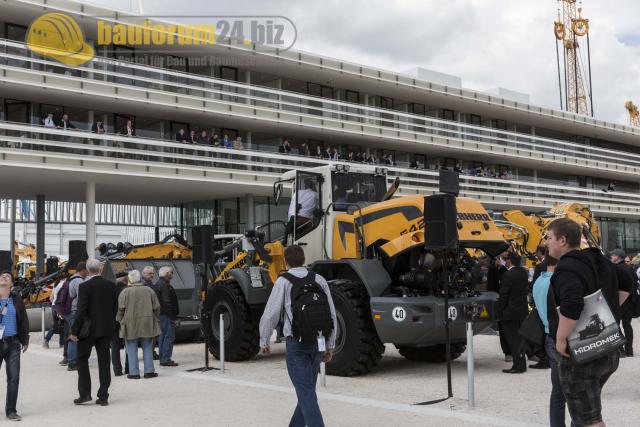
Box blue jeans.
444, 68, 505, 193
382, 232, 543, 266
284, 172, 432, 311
0, 339, 21, 416
545, 335, 566, 427
125, 338, 154, 376
158, 315, 175, 364
64, 312, 77, 364
285, 338, 325, 427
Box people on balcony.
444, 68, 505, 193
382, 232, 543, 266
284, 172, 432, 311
278, 139, 292, 154
187, 130, 197, 144
91, 120, 106, 134
43, 112, 56, 128
220, 133, 232, 148
197, 130, 209, 145
175, 128, 187, 143
119, 120, 135, 137
58, 114, 77, 131
233, 136, 244, 150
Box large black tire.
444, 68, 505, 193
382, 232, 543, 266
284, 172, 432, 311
327, 280, 385, 376
201, 281, 259, 361
395, 343, 466, 362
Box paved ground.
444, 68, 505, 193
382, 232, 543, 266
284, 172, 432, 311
6, 320, 640, 426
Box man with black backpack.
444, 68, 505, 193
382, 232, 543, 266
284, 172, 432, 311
259, 245, 336, 427
546, 219, 631, 427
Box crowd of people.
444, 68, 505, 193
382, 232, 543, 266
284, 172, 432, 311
18, 260, 182, 412
41, 113, 522, 174
489, 220, 639, 427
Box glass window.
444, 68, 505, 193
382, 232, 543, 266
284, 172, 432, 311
331, 172, 387, 211
136, 116, 164, 139
4, 99, 30, 124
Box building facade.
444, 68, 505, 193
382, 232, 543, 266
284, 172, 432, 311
1, 0, 639, 254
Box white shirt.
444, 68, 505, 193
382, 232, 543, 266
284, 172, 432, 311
51, 279, 65, 304
44, 117, 55, 128
288, 188, 318, 219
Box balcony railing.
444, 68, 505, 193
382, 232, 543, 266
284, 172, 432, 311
1, 38, 640, 178
0, 199, 179, 227
1, 121, 638, 217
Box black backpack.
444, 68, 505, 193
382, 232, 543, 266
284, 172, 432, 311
283, 271, 333, 345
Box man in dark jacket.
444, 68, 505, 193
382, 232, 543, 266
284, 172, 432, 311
0, 271, 29, 421
69, 259, 118, 406
156, 266, 179, 367
498, 251, 529, 373
546, 219, 629, 427
610, 248, 636, 357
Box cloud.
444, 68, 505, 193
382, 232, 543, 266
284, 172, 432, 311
84, 0, 640, 124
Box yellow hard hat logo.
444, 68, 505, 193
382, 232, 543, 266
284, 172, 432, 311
27, 13, 94, 66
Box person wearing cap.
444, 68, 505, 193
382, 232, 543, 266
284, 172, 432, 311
610, 248, 637, 357
0, 271, 29, 421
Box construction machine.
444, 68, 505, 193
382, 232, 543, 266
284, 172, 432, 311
13, 241, 37, 279
496, 202, 601, 263
201, 164, 509, 376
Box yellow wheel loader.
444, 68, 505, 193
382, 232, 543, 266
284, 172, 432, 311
201, 164, 510, 376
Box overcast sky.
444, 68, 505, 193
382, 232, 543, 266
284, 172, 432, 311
85, 0, 640, 124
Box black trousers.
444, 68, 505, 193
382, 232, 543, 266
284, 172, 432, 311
77, 335, 112, 400
501, 320, 526, 371
498, 322, 510, 356
620, 305, 634, 355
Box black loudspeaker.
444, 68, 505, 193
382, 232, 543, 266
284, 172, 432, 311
46, 256, 59, 275
424, 194, 458, 250
439, 169, 460, 196
68, 240, 88, 270
192, 225, 214, 264
0, 251, 12, 273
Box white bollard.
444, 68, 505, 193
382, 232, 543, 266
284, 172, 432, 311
219, 313, 225, 374
467, 321, 475, 407
320, 362, 327, 388
41, 306, 46, 340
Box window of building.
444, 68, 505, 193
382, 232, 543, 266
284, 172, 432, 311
4, 99, 30, 124
441, 109, 455, 121
345, 90, 359, 104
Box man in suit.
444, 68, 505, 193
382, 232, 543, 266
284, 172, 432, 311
498, 250, 529, 373
69, 259, 118, 406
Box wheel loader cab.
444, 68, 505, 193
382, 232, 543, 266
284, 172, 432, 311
274, 165, 389, 264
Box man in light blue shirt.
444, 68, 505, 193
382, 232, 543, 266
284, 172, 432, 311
532, 252, 566, 427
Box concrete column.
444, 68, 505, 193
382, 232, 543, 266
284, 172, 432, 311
154, 206, 160, 242
246, 131, 252, 150
9, 200, 16, 265
36, 195, 45, 277
246, 194, 255, 230
86, 182, 96, 258
245, 71, 251, 106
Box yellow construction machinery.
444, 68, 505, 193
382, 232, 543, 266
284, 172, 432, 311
625, 101, 639, 127
202, 165, 509, 376
13, 241, 37, 279
496, 202, 601, 262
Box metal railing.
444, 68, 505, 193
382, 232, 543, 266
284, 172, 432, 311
0, 199, 178, 226
1, 121, 638, 217
1, 39, 639, 177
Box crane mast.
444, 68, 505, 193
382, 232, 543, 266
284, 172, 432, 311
554, 0, 593, 116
